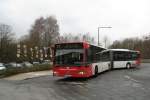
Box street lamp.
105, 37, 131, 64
98, 26, 112, 46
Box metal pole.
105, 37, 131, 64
98, 27, 99, 46
97, 26, 112, 46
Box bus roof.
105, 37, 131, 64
55, 42, 106, 50
100, 49, 139, 53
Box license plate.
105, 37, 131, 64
64, 75, 72, 77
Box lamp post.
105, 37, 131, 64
98, 26, 112, 46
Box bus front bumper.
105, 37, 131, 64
53, 66, 92, 78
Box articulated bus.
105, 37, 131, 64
52, 42, 141, 78
52, 42, 106, 78
96, 49, 141, 70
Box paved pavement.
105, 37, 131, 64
0, 63, 150, 100
4, 70, 52, 80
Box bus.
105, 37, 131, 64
96, 49, 141, 70
52, 42, 106, 78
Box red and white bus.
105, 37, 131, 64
96, 49, 141, 70
52, 42, 106, 78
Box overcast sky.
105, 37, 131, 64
0, 0, 150, 44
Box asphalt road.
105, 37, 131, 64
0, 63, 150, 100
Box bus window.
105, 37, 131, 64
55, 49, 84, 66
131, 52, 140, 60
113, 51, 140, 61
113, 51, 126, 61
95, 53, 101, 61
86, 45, 105, 63
100, 51, 110, 61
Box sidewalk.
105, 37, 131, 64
4, 70, 53, 80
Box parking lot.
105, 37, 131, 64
0, 63, 150, 100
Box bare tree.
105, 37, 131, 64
42, 16, 59, 46
0, 23, 16, 63
28, 16, 59, 47
29, 17, 45, 47
57, 33, 95, 44
0, 24, 13, 46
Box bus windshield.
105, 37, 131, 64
55, 49, 84, 66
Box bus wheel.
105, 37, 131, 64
94, 66, 98, 77
126, 63, 131, 69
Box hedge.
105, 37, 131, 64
0, 64, 52, 78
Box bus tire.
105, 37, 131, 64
94, 66, 98, 77
126, 63, 131, 69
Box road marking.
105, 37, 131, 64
124, 75, 140, 83
124, 75, 146, 89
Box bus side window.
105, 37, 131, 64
114, 51, 125, 61
101, 52, 110, 61
95, 53, 101, 61
86, 48, 92, 63
124, 52, 130, 61
131, 52, 139, 60
113, 52, 117, 61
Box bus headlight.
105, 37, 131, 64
78, 71, 86, 75
53, 71, 58, 75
